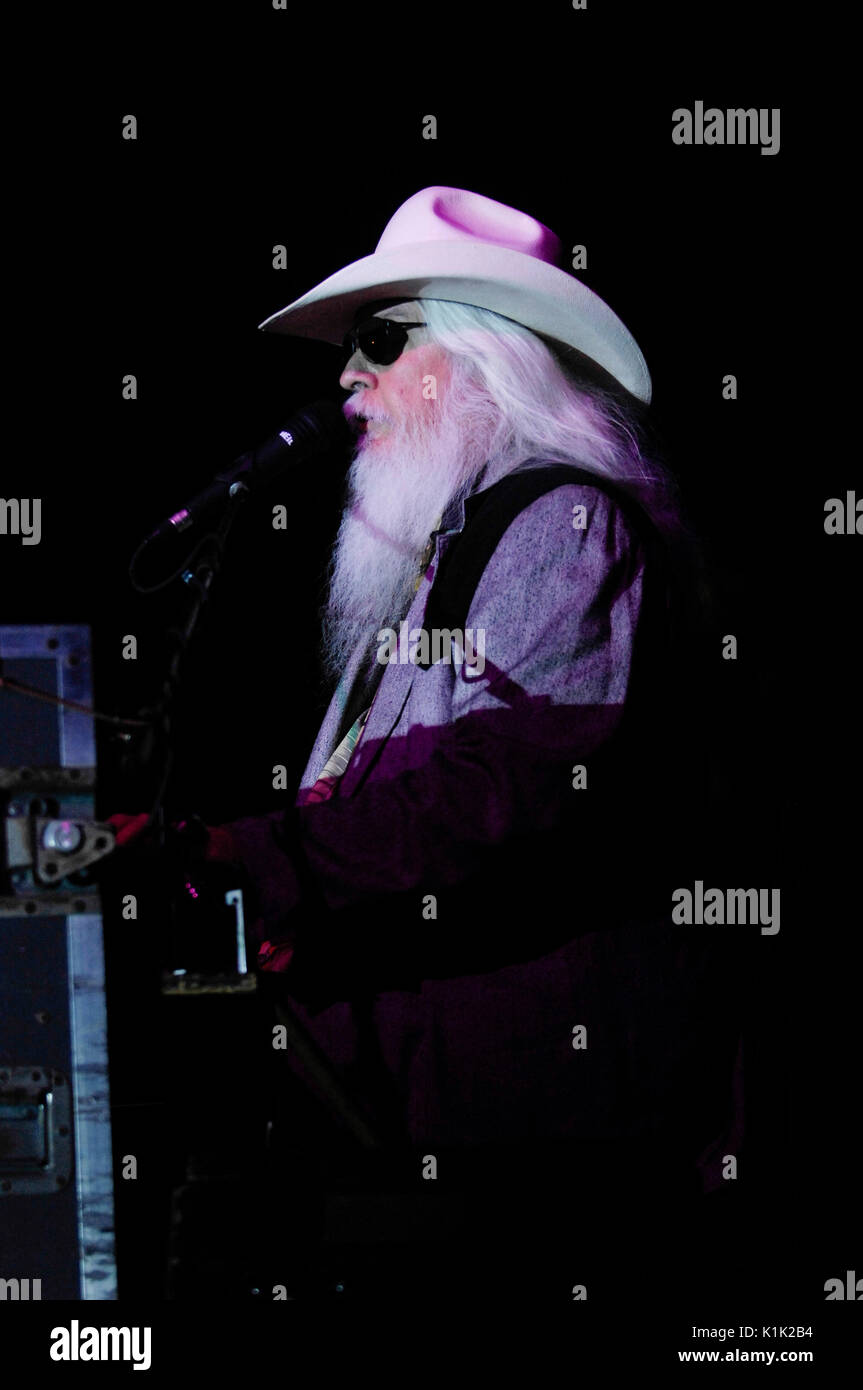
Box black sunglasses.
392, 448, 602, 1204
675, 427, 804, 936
342, 317, 427, 367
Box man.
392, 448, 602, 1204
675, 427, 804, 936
115, 187, 743, 1290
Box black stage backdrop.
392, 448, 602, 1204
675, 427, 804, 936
1, 2, 858, 1362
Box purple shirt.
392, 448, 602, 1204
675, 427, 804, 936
225, 466, 744, 1192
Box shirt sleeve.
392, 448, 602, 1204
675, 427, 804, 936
224, 483, 647, 954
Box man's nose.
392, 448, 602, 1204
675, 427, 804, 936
339, 357, 377, 391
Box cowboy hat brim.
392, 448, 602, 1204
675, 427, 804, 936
257, 239, 652, 404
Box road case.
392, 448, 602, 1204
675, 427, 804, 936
0, 625, 117, 1299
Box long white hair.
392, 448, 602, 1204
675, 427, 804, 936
318, 298, 710, 702
417, 297, 686, 543
418, 299, 713, 635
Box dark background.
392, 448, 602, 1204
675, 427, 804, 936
2, 3, 857, 1319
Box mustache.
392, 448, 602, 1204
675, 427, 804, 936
343, 402, 394, 425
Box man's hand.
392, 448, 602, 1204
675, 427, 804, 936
106, 812, 154, 848
105, 813, 240, 865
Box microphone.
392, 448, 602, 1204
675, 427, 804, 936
146, 399, 349, 543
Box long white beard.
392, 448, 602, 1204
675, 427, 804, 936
320, 381, 496, 691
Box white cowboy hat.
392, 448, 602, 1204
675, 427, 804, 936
258, 186, 652, 404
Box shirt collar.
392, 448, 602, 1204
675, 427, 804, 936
437, 461, 494, 536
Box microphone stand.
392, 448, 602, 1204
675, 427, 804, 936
148, 480, 250, 835
122, 481, 390, 1154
